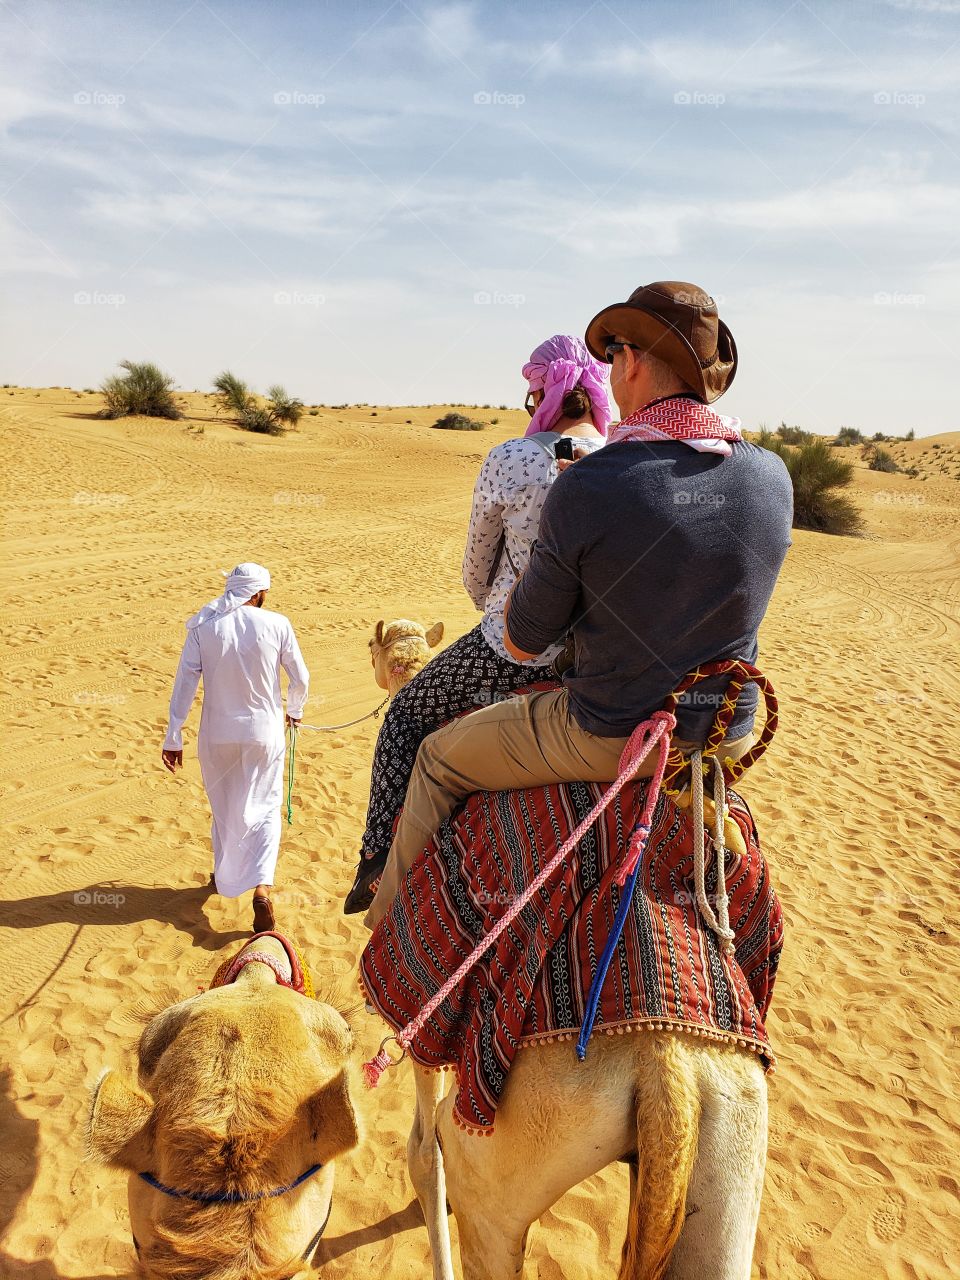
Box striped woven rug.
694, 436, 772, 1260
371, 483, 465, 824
360, 778, 782, 1133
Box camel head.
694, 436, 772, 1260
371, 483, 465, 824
87, 936, 360, 1280
369, 618, 444, 696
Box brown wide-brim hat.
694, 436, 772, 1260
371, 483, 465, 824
584, 280, 737, 403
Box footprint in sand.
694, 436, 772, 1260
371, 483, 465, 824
869, 1189, 906, 1243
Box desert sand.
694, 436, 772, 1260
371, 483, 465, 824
1, 387, 958, 1279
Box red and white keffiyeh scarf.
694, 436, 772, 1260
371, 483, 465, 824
608, 395, 743, 457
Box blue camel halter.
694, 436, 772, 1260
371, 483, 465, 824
137, 1161, 323, 1203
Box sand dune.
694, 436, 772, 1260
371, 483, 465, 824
1, 388, 958, 1278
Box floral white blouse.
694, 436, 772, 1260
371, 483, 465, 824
462, 433, 605, 665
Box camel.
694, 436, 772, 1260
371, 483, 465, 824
369, 617, 444, 697
407, 1030, 767, 1280
364, 641, 768, 1278
87, 934, 360, 1280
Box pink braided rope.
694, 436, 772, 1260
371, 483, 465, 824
362, 709, 677, 1087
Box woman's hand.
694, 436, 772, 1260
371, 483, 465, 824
557, 446, 589, 473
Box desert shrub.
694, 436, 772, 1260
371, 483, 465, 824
757, 436, 863, 535
776, 422, 813, 445
869, 447, 898, 473
237, 402, 285, 436
433, 412, 485, 431
213, 371, 253, 418
308, 408, 319, 416
872, 431, 890, 442
905, 428, 915, 441
99, 360, 181, 419
266, 385, 303, 427
213, 371, 301, 435
834, 426, 864, 446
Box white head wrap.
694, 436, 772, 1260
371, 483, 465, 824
185, 562, 271, 630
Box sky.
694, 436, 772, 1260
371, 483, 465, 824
1, 0, 958, 435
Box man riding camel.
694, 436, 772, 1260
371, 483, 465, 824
366, 281, 793, 929
162, 563, 309, 933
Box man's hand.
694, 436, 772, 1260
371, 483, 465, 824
557, 446, 589, 473
285, 714, 301, 728
161, 749, 182, 774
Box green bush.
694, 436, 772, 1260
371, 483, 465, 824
905, 428, 915, 441
213, 371, 252, 418
757, 435, 863, 535
237, 403, 285, 436
213, 371, 302, 435
776, 422, 813, 445
266, 385, 304, 427
834, 426, 864, 446
869, 447, 898, 473
99, 360, 181, 419
433, 412, 485, 431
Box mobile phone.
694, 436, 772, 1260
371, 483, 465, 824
554, 437, 575, 462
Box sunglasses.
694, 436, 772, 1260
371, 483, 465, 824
603, 340, 643, 362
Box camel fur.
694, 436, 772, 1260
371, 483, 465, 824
88, 935, 360, 1280
408, 1030, 767, 1280
369, 618, 444, 697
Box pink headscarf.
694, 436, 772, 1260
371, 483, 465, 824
522, 335, 613, 438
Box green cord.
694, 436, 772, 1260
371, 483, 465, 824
285, 723, 297, 824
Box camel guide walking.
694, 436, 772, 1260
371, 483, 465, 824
162, 562, 309, 933
367, 282, 793, 929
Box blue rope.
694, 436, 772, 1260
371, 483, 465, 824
575, 819, 649, 1062
138, 1162, 323, 1204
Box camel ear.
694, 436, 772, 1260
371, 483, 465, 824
88, 1070, 154, 1170
306, 1069, 360, 1165
374, 620, 385, 645
425, 622, 444, 648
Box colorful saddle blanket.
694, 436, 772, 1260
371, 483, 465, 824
360, 778, 783, 1133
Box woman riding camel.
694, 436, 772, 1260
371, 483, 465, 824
344, 335, 614, 913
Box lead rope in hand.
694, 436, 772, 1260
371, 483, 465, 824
285, 723, 297, 825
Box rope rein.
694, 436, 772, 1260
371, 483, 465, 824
298, 696, 390, 733
283, 695, 390, 823
691, 751, 736, 955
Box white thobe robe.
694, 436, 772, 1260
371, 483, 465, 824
163, 606, 309, 897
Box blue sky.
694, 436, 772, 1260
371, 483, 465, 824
1, 0, 957, 434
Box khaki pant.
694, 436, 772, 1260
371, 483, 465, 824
364, 687, 754, 928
